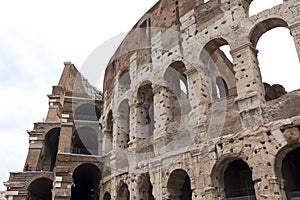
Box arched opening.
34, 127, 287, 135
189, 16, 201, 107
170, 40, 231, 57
72, 127, 99, 155
43, 128, 60, 171
103, 192, 111, 200
118, 70, 131, 96
71, 163, 101, 200
249, 0, 283, 16
215, 76, 229, 99
117, 99, 130, 149
224, 160, 256, 199
201, 38, 236, 102
117, 182, 130, 200
27, 178, 53, 200
257, 28, 299, 98
165, 61, 188, 97
74, 104, 101, 121
138, 173, 154, 200
282, 147, 300, 199
137, 83, 154, 138
167, 169, 192, 200
250, 18, 299, 100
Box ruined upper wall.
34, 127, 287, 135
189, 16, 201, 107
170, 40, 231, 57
103, 0, 205, 94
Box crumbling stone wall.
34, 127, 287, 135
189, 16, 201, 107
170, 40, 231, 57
5, 0, 300, 200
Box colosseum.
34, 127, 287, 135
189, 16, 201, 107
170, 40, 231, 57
4, 0, 300, 199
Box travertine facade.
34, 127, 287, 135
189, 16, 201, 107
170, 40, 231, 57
5, 0, 300, 199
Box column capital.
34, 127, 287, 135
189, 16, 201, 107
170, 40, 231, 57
230, 42, 257, 55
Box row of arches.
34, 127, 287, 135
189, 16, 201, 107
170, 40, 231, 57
26, 146, 300, 199
27, 163, 101, 200
38, 125, 100, 171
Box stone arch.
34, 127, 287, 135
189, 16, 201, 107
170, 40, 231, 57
167, 169, 192, 200
72, 126, 99, 155
103, 191, 111, 200
116, 181, 130, 200
200, 37, 236, 102
136, 81, 154, 138
275, 143, 300, 199
214, 76, 229, 100
249, 17, 300, 95
163, 61, 190, 123
249, 17, 288, 48
27, 177, 53, 200
211, 157, 255, 199
164, 61, 188, 99
43, 127, 60, 171
74, 103, 101, 121
137, 173, 154, 200
116, 99, 130, 149
71, 163, 101, 200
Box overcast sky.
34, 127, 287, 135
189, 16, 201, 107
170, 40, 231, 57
0, 0, 298, 191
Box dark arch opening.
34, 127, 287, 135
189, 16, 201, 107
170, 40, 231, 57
72, 127, 98, 155
117, 182, 130, 200
224, 160, 255, 199
201, 38, 236, 102
167, 169, 192, 200
138, 173, 154, 200
74, 104, 101, 121
27, 178, 53, 200
71, 163, 101, 200
43, 128, 60, 171
282, 147, 300, 199
103, 192, 111, 200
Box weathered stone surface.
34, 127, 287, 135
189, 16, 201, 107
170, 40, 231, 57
5, 0, 300, 200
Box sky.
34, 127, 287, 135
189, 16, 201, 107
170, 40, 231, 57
0, 0, 299, 191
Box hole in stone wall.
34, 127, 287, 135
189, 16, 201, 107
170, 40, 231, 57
71, 164, 101, 200
282, 147, 300, 199
257, 27, 299, 100
224, 160, 256, 199
117, 182, 130, 200
43, 128, 60, 171
27, 178, 53, 200
167, 169, 192, 200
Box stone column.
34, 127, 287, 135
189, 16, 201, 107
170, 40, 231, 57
152, 85, 176, 155
185, 68, 209, 142
102, 128, 113, 154
57, 122, 73, 153
231, 43, 265, 130
289, 23, 300, 62
251, 154, 285, 200
52, 166, 72, 200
